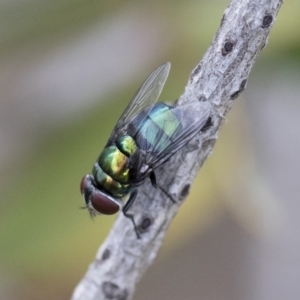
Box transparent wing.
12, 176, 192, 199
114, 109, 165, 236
134, 102, 211, 182
106, 62, 171, 145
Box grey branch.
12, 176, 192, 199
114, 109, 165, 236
71, 0, 284, 299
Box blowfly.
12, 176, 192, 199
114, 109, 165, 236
80, 62, 211, 237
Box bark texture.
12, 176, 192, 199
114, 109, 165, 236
72, 0, 284, 299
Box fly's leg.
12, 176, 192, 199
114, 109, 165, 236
150, 171, 177, 204
149, 171, 157, 188
122, 189, 140, 239
158, 185, 177, 203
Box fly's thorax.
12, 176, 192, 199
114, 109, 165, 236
98, 145, 130, 183
116, 135, 137, 156
93, 142, 138, 198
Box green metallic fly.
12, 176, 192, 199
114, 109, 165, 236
80, 62, 211, 238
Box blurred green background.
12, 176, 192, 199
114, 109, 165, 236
0, 1, 299, 299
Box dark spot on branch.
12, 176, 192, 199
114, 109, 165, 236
102, 282, 128, 300
102, 282, 121, 299
230, 90, 240, 100
200, 117, 213, 132
230, 79, 247, 100
139, 217, 152, 232
240, 79, 247, 91
102, 248, 111, 261
181, 184, 190, 198
191, 64, 202, 81
222, 41, 234, 56
262, 15, 273, 28
198, 94, 207, 102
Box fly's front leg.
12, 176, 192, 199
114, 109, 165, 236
149, 171, 177, 204
122, 189, 140, 239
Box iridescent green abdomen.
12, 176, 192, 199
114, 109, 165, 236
93, 136, 137, 197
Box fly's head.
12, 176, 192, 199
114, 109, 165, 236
80, 175, 121, 216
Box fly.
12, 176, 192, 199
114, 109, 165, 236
80, 62, 211, 238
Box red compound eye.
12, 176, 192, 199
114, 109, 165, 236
80, 175, 120, 215
91, 192, 120, 215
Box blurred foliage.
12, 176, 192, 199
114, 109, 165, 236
0, 0, 299, 299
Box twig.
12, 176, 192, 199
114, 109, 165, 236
71, 0, 284, 299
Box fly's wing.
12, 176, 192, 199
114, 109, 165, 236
106, 62, 171, 145
134, 102, 211, 181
